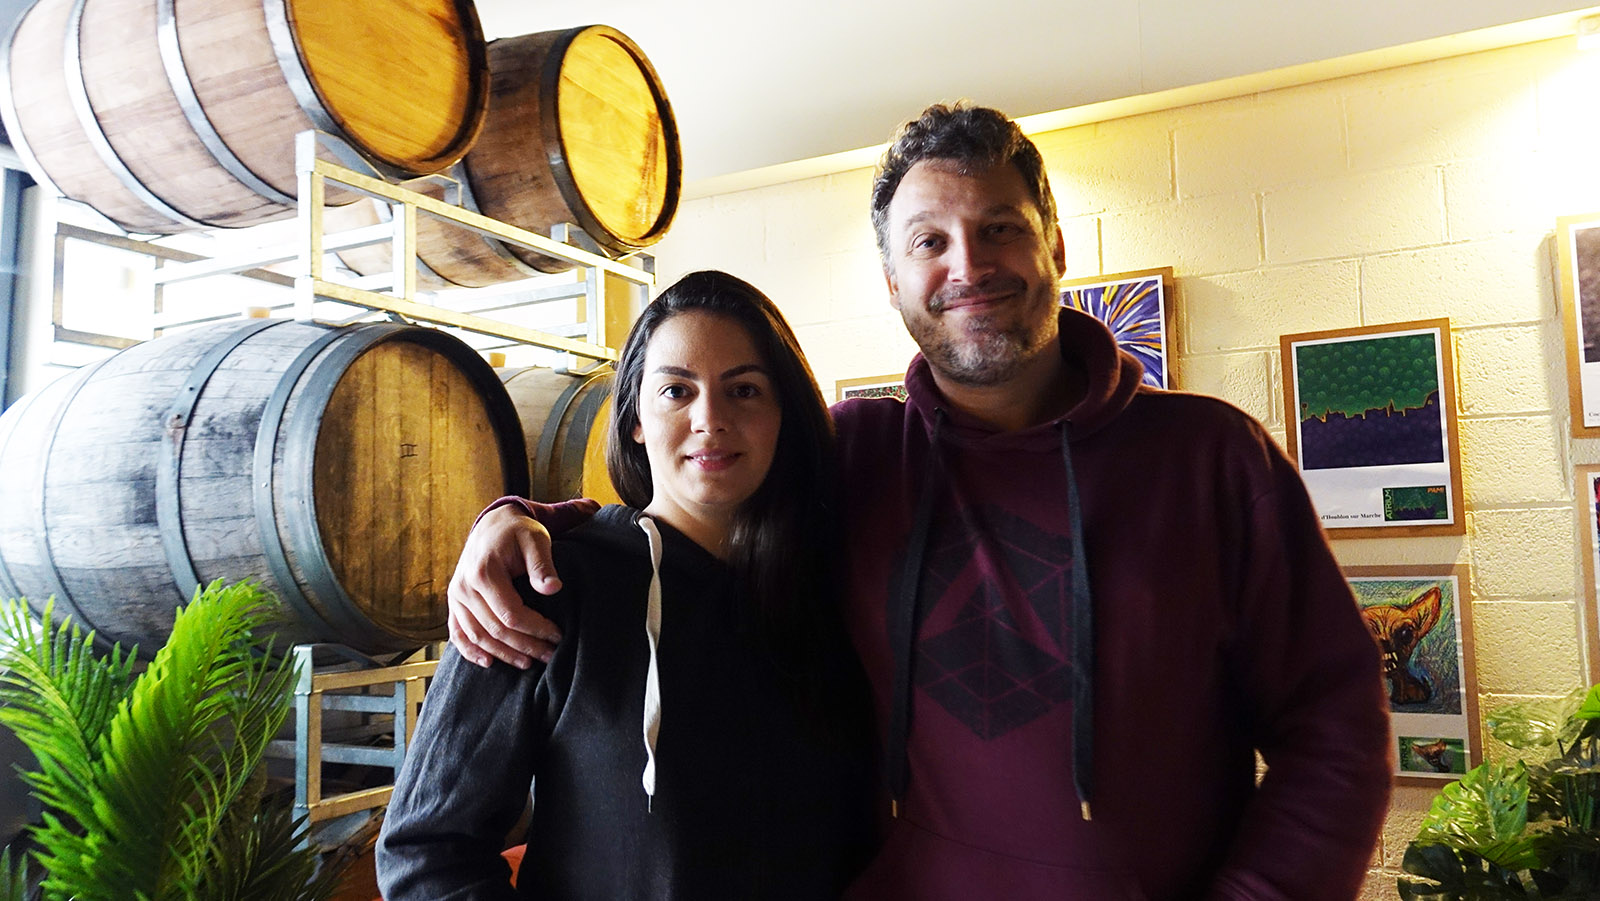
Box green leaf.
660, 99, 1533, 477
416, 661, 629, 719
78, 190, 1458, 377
0, 845, 29, 901
0, 581, 318, 901
1415, 760, 1542, 872
1488, 689, 1589, 752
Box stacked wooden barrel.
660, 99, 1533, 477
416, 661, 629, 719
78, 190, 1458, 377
1, 5, 681, 286
333, 25, 681, 288
0, 0, 490, 232
0, 320, 528, 655
0, 4, 663, 652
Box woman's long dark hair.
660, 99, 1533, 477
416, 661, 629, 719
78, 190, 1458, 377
606, 270, 865, 738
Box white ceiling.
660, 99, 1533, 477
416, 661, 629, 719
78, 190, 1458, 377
475, 0, 1598, 185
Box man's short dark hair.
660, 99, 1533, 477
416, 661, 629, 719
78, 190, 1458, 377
870, 102, 1060, 265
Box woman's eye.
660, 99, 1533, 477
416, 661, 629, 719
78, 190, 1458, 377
660, 384, 689, 399
730, 383, 761, 399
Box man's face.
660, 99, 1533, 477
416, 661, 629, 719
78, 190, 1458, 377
882, 159, 1066, 388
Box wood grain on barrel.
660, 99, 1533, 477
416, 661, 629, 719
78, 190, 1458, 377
0, 321, 519, 656
501, 367, 620, 504
80, 0, 289, 227
333, 26, 680, 287
559, 29, 671, 245
6, 0, 177, 233
313, 340, 502, 634
289, 0, 482, 173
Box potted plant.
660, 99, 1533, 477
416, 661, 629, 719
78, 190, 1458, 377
1399, 685, 1600, 899
0, 580, 340, 901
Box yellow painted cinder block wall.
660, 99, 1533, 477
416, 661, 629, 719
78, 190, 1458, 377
648, 34, 1600, 899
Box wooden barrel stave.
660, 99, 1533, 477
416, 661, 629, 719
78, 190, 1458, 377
0, 319, 526, 655
500, 366, 622, 505
336, 25, 680, 287
1, 0, 488, 233
3, 0, 176, 233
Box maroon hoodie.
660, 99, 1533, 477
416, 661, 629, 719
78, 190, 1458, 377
835, 308, 1392, 900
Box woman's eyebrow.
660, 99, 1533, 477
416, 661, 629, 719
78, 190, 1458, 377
720, 363, 767, 380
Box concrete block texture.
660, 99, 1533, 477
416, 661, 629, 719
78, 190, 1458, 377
1181, 260, 1360, 353
1035, 116, 1173, 217
764, 168, 879, 261
1471, 600, 1585, 695
1263, 166, 1444, 264
1381, 784, 1439, 870
1057, 216, 1102, 281
1173, 95, 1347, 199
1458, 416, 1568, 507
1469, 508, 1580, 600
1454, 324, 1563, 417
1344, 63, 1539, 173
1444, 152, 1600, 242
1330, 536, 1470, 570
1359, 235, 1555, 329
1101, 191, 1261, 275
1169, 350, 1274, 424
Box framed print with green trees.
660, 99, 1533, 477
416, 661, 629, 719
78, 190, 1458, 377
1280, 319, 1464, 538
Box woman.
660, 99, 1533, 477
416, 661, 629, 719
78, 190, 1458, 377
378, 271, 875, 899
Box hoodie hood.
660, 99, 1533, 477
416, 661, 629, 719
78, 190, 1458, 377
901, 307, 1147, 444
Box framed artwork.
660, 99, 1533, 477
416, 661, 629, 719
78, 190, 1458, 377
1059, 267, 1173, 388
1280, 319, 1464, 538
1346, 564, 1480, 787
835, 374, 906, 404
1578, 465, 1600, 684
1558, 213, 1600, 437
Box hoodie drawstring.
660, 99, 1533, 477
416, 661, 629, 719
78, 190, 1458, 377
885, 412, 1097, 823
639, 515, 665, 812
1060, 422, 1095, 821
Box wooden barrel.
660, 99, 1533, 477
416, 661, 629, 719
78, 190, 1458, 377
500, 366, 621, 504
0, 0, 489, 234
335, 25, 680, 288
0, 319, 527, 656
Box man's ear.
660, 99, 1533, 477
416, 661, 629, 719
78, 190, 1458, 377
1052, 224, 1066, 274
884, 264, 901, 311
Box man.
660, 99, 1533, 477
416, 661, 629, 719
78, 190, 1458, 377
447, 103, 1393, 899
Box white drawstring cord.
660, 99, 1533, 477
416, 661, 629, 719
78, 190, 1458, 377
639, 516, 664, 812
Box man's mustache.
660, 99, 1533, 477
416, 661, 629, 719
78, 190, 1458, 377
927, 277, 1029, 313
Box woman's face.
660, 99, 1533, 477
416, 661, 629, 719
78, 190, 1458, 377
633, 310, 783, 534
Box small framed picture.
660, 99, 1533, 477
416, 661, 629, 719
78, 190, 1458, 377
1577, 465, 1600, 684
1558, 213, 1600, 437
835, 374, 906, 404
1059, 267, 1173, 388
1280, 319, 1464, 537
1346, 565, 1479, 786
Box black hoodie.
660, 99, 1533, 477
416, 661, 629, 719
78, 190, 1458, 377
379, 505, 874, 900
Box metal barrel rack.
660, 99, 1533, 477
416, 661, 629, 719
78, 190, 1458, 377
35, 129, 659, 845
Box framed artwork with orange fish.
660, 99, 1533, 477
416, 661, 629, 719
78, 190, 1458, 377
1345, 564, 1479, 786
1577, 465, 1600, 683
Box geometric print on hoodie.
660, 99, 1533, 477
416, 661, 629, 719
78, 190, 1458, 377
904, 504, 1078, 740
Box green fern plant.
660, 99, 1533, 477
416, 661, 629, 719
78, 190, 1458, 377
0, 580, 340, 901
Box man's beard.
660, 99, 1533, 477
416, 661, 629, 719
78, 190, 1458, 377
904, 281, 1059, 387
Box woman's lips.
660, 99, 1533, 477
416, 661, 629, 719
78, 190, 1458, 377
687, 451, 741, 471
